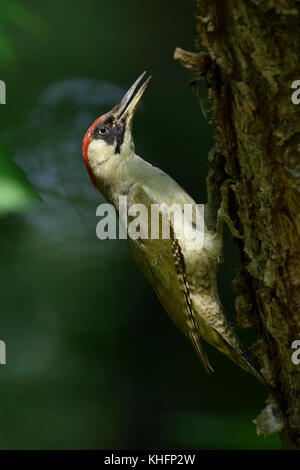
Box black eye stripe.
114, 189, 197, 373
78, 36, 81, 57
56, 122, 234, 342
93, 122, 112, 139
92, 117, 126, 154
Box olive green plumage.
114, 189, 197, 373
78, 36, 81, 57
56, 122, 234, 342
84, 72, 265, 384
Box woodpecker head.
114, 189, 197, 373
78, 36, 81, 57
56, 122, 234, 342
82, 72, 151, 190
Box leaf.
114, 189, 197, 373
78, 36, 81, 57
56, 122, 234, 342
0, 0, 44, 64
0, 143, 40, 216
0, 0, 43, 36
0, 25, 16, 64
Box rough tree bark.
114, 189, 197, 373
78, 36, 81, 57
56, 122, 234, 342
175, 0, 300, 449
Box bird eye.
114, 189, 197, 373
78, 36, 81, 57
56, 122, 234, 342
99, 126, 108, 136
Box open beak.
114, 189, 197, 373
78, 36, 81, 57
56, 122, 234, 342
115, 72, 151, 125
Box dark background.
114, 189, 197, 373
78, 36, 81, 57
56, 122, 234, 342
0, 0, 279, 449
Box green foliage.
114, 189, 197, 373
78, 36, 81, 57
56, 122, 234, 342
0, 0, 43, 64
0, 1, 41, 213
0, 144, 39, 216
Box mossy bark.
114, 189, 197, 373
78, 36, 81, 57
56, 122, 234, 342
190, 0, 300, 449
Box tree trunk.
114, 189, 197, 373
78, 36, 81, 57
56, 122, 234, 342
176, 0, 300, 449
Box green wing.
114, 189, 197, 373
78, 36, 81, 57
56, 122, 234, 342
126, 184, 213, 373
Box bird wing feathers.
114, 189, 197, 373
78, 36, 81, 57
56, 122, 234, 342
126, 183, 213, 373
125, 182, 262, 380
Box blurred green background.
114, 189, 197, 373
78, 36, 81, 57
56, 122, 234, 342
0, 0, 279, 449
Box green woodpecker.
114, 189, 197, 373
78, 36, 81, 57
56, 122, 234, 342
82, 72, 264, 383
